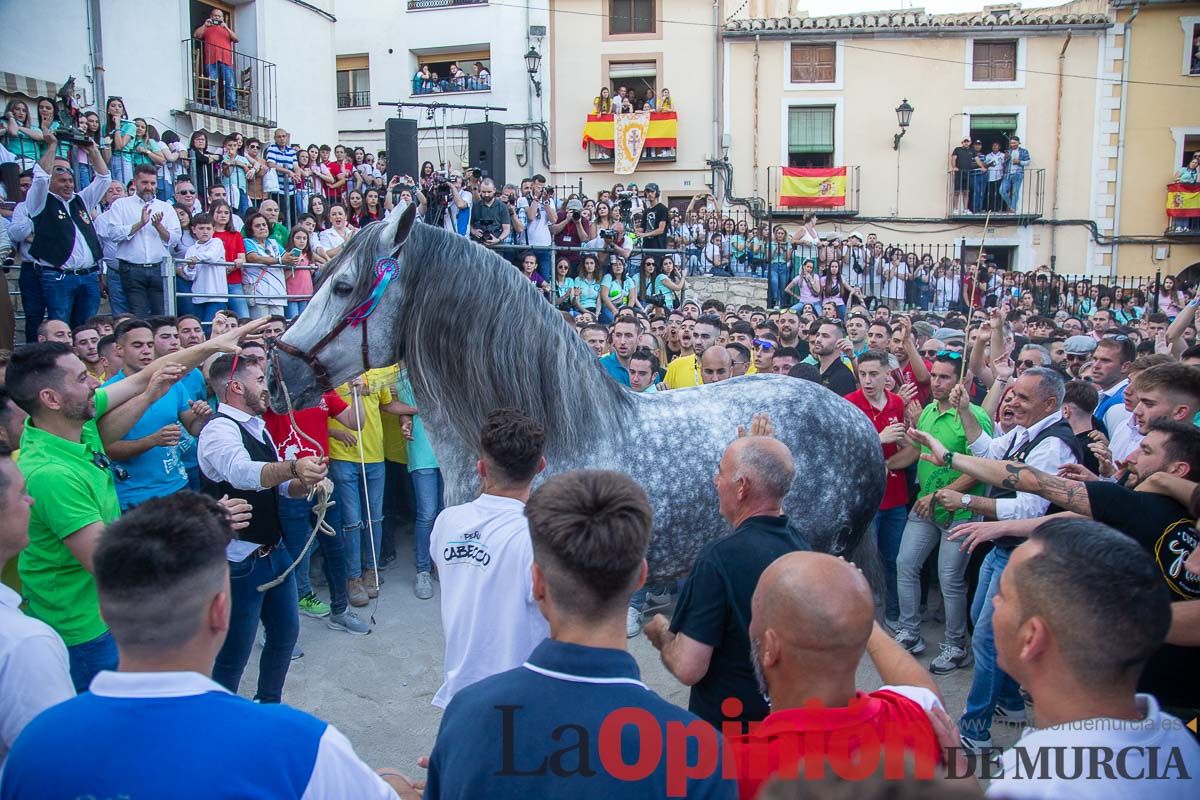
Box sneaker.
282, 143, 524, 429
347, 578, 369, 608
414, 571, 434, 600
929, 642, 972, 674
626, 606, 643, 638
993, 705, 1027, 726
893, 629, 926, 655
883, 618, 900, 635
362, 568, 382, 599
291, 642, 304, 661
327, 609, 371, 635
298, 593, 331, 619
644, 590, 673, 609
959, 733, 993, 754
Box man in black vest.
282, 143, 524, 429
7, 127, 110, 331
196, 353, 328, 703
920, 367, 1079, 751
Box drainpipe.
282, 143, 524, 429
1111, 3, 1139, 279
87, 0, 105, 108
526, 0, 533, 168
713, 0, 720, 197
753, 34, 760, 196
1049, 31, 1071, 265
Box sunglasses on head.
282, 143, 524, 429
752, 338, 776, 350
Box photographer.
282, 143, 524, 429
469, 178, 510, 249
384, 175, 427, 220
584, 220, 633, 269
501, 183, 524, 254
550, 198, 593, 268
516, 174, 556, 279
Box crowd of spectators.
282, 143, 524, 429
411, 62, 491, 95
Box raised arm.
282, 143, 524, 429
865, 621, 943, 703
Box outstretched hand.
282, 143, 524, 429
947, 520, 1009, 553
906, 427, 949, 466
737, 413, 774, 438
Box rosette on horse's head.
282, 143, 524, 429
268, 202, 885, 581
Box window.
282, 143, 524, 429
610, 0, 655, 36
412, 47, 491, 94
790, 44, 836, 84
972, 40, 1017, 82
788, 106, 834, 168
1187, 20, 1200, 75
336, 55, 370, 108
609, 61, 657, 110
969, 113, 1018, 154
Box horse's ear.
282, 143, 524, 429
386, 202, 418, 253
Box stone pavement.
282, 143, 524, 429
241, 554, 1022, 779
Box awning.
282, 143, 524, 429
0, 71, 59, 99
188, 111, 271, 141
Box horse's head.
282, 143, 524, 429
267, 202, 416, 411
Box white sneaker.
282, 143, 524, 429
414, 571, 434, 600
626, 606, 643, 638
644, 590, 673, 609
993, 705, 1027, 726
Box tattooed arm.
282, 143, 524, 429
935, 451, 1094, 518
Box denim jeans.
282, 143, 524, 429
40, 269, 100, 328
411, 467, 444, 573
225, 283, 250, 319
768, 262, 790, 309
872, 505, 907, 621
175, 275, 195, 317
212, 546, 299, 703
109, 155, 130, 186
384, 460, 416, 559
105, 262, 128, 315
76, 163, 94, 190
1000, 171, 1024, 212
279, 493, 348, 613
286, 300, 308, 320
532, 248, 553, 282
970, 172, 986, 212
195, 300, 227, 328
118, 261, 165, 317
959, 547, 1024, 740
206, 62, 237, 111
19, 263, 45, 343
67, 629, 119, 693
896, 512, 970, 648
329, 459, 386, 579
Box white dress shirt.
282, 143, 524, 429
969, 410, 1078, 520
95, 193, 181, 264
1098, 378, 1132, 434
0, 583, 74, 766
196, 403, 292, 496
86, 671, 400, 799
1110, 412, 1143, 465
9, 163, 112, 270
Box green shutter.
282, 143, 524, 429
788, 107, 834, 154
970, 114, 1018, 131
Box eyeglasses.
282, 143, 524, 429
1064, 353, 1090, 361
919, 349, 940, 357
177, 188, 196, 195
1018, 359, 1038, 369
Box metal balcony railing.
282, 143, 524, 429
587, 141, 676, 165
183, 39, 277, 127
407, 0, 488, 9
765, 165, 861, 218
946, 168, 1045, 221
337, 90, 371, 109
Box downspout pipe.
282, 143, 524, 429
713, 0, 721, 199
1050, 31, 1071, 267
87, 0, 104, 109
1111, 3, 1139, 279
753, 34, 760, 196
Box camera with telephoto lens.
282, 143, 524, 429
571, 209, 581, 221
599, 228, 615, 241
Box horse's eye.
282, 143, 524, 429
333, 281, 353, 297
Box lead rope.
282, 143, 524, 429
353, 380, 382, 598
257, 351, 337, 593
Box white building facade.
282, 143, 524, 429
334, 0, 552, 183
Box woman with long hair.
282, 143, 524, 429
2, 99, 40, 166
359, 188, 383, 227
242, 210, 290, 319
208, 199, 249, 319
306, 194, 330, 231
1157, 275, 1185, 320
188, 130, 221, 201
345, 189, 365, 224
821, 260, 848, 318
34, 97, 70, 159
600, 256, 637, 323
315, 202, 357, 261
593, 87, 612, 114
572, 253, 603, 317
419, 160, 436, 192
102, 97, 137, 185
785, 258, 822, 311
282, 225, 316, 319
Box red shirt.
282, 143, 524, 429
727, 689, 942, 800
213, 229, 245, 284
845, 389, 909, 510
199, 24, 234, 66
898, 358, 932, 406
263, 390, 348, 459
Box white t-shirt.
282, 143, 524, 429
986, 694, 1200, 799
986, 151, 1007, 181
430, 493, 550, 709
518, 197, 554, 246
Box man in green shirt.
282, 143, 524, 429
894, 352, 993, 675
4, 320, 265, 691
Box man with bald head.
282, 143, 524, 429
699, 344, 732, 384
727, 551, 945, 797
645, 418, 810, 728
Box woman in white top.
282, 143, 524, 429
316, 203, 357, 261
242, 211, 292, 319
881, 247, 910, 310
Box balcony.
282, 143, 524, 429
407, 0, 487, 9
182, 39, 277, 128
412, 77, 490, 96
337, 90, 371, 109
588, 141, 676, 164
1166, 181, 1200, 235
946, 168, 1045, 222
768, 165, 861, 218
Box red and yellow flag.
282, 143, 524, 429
581, 112, 678, 149
1166, 183, 1200, 218
779, 167, 847, 208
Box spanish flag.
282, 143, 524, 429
582, 112, 678, 149
1166, 183, 1200, 218
779, 167, 847, 208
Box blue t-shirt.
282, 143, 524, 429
574, 277, 601, 311
102, 370, 190, 507
598, 352, 630, 386
178, 369, 207, 470
601, 274, 636, 306
395, 368, 438, 471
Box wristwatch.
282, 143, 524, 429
960, 493, 973, 508
944, 450, 955, 470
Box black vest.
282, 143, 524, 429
29, 194, 103, 268
990, 418, 1084, 549
200, 413, 282, 548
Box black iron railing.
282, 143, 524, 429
337, 91, 371, 109
182, 39, 277, 126
765, 165, 861, 218
947, 168, 1045, 221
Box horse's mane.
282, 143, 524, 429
372, 220, 634, 455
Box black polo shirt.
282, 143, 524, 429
820, 359, 858, 397
1085, 481, 1200, 710
670, 515, 811, 729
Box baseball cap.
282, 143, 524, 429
912, 321, 937, 339
932, 327, 965, 344
1064, 335, 1097, 356
644, 182, 659, 194
566, 198, 583, 211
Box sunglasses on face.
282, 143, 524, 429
177, 188, 196, 194
1065, 353, 1089, 361
1018, 359, 1038, 369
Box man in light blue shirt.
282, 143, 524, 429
1000, 136, 1031, 212
598, 318, 637, 387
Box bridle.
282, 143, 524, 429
271, 255, 399, 393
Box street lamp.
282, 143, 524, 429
524, 46, 543, 98
893, 98, 914, 150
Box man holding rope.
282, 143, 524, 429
197, 352, 330, 703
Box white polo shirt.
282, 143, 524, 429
431, 493, 550, 709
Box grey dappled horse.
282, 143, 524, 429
267, 204, 885, 581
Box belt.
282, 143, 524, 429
119, 260, 160, 268
41, 263, 100, 275
253, 542, 278, 558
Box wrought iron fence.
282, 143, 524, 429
337, 91, 371, 109
182, 39, 278, 127
945, 168, 1045, 220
